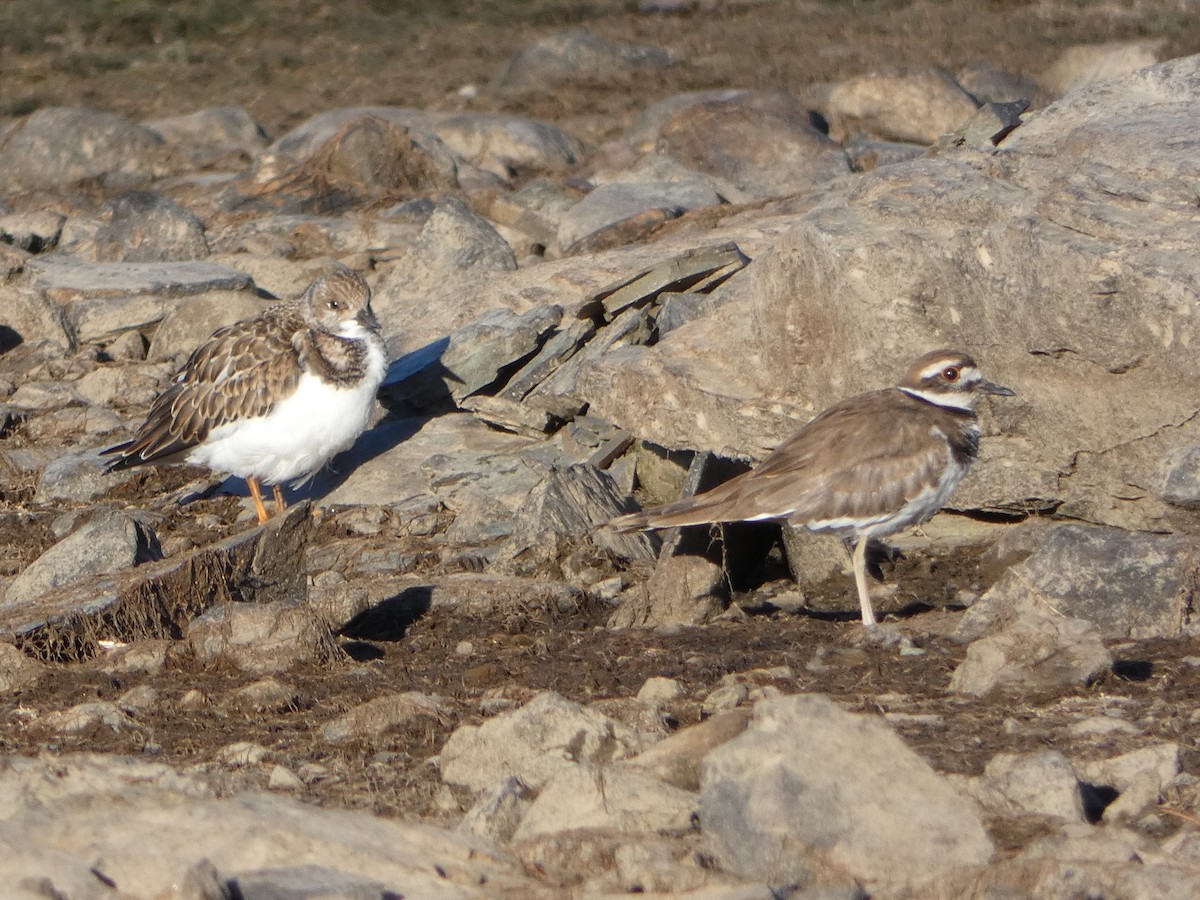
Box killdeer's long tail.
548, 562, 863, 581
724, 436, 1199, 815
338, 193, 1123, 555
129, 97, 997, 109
608, 492, 745, 534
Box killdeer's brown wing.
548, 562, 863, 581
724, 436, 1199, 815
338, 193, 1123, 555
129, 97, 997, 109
103, 305, 305, 470
611, 389, 972, 532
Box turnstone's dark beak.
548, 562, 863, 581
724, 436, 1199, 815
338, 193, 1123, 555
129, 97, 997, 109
980, 380, 1015, 397
357, 306, 381, 333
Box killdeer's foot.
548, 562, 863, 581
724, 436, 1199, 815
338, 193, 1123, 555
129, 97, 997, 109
849, 622, 905, 648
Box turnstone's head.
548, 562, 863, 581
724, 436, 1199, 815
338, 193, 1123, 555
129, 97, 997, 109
303, 268, 381, 339
898, 349, 1015, 411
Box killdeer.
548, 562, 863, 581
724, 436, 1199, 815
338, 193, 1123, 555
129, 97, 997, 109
103, 267, 387, 524
609, 349, 1014, 626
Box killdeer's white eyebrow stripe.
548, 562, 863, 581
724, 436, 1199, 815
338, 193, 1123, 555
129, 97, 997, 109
916, 361, 980, 381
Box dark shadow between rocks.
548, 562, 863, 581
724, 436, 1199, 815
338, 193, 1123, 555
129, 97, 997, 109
747, 601, 938, 625
888, 599, 938, 619
790, 606, 863, 624
377, 336, 459, 416
0, 324, 22, 353
657, 453, 782, 592
1080, 782, 1120, 824
339, 585, 432, 641
1111, 659, 1154, 681
864, 539, 904, 581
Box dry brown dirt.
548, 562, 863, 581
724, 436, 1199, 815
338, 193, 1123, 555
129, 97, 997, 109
3, 0, 1200, 862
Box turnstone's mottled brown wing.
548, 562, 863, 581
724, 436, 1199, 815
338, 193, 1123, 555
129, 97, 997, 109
611, 389, 967, 531
103, 305, 305, 469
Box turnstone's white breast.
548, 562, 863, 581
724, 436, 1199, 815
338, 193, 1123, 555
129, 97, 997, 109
609, 349, 1014, 626
104, 267, 387, 523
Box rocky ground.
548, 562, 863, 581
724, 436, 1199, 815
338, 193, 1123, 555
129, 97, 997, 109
4, 1, 1200, 898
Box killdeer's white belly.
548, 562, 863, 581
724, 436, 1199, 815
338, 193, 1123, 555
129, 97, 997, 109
189, 346, 385, 487
858, 455, 969, 539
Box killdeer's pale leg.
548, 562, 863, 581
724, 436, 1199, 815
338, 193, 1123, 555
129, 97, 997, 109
272, 484, 287, 515
247, 476, 271, 524
851, 538, 877, 627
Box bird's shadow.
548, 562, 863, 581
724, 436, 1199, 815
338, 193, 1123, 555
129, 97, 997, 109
305, 414, 426, 500
337, 585, 434, 662
340, 585, 432, 642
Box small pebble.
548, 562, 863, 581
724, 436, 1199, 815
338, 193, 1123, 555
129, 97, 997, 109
637, 675, 683, 706
217, 741, 269, 767
268, 765, 304, 791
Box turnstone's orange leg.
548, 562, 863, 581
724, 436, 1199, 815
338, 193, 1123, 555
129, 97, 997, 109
247, 476, 271, 524
851, 538, 878, 627
272, 484, 287, 515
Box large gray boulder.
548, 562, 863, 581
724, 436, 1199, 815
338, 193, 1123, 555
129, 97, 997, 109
949, 606, 1113, 698
652, 91, 853, 201
0, 107, 166, 192
429, 111, 583, 177
960, 524, 1198, 640
3, 511, 160, 607
58, 190, 209, 263
0, 284, 73, 350
1041, 40, 1163, 96
963, 750, 1088, 823
557, 181, 722, 254
575, 55, 1200, 533
512, 765, 698, 840
822, 69, 980, 144
271, 105, 580, 182
372, 198, 518, 356
145, 105, 269, 162
23, 257, 255, 344
701, 694, 993, 893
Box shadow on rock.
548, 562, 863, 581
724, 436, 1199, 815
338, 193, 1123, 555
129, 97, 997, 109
339, 585, 432, 642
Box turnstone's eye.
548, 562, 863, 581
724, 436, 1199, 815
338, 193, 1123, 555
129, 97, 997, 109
941, 366, 960, 382
327, 300, 342, 310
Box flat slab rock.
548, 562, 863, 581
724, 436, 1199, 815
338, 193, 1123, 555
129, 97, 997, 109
0, 752, 549, 898
26, 257, 254, 300
3, 509, 159, 606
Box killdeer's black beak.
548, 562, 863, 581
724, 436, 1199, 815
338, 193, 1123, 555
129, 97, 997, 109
980, 380, 1015, 397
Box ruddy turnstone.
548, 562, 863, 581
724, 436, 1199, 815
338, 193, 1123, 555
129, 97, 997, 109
103, 267, 387, 524
609, 349, 1014, 626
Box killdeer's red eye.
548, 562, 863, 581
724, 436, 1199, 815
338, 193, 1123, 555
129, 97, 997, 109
942, 367, 960, 381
